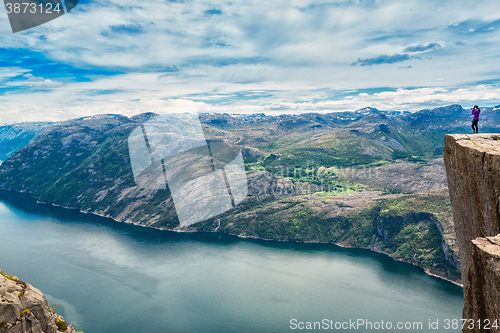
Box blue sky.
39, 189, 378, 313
1, 0, 500, 122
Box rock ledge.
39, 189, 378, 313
444, 133, 500, 332
0, 270, 77, 333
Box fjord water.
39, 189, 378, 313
0, 192, 463, 333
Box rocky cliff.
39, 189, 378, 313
0, 270, 77, 333
465, 236, 500, 329
444, 134, 500, 330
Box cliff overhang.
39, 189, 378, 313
444, 133, 500, 331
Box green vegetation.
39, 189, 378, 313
0, 270, 27, 298
245, 155, 369, 196
19, 309, 30, 318
56, 318, 69, 331
0, 321, 6, 328
51, 304, 83, 332
382, 188, 402, 195
392, 149, 410, 160
260, 133, 385, 169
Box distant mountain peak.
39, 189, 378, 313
355, 107, 380, 114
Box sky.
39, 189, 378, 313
1, 0, 500, 123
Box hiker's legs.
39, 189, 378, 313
472, 120, 478, 133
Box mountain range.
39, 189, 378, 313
0, 104, 499, 283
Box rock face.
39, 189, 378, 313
444, 134, 500, 286
347, 158, 448, 194
0, 271, 76, 333
444, 133, 500, 329
465, 235, 500, 330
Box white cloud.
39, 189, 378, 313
0, 70, 499, 123
5, 73, 63, 89
0, 68, 29, 83
2, 0, 498, 68
23, 73, 63, 88
0, 0, 500, 122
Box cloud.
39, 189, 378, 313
1, 0, 500, 122
0, 67, 28, 83
6, 73, 63, 89
403, 43, 441, 53
1, 68, 500, 124
3, 0, 496, 69
352, 53, 411, 66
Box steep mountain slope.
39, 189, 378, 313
0, 122, 53, 163
443, 134, 500, 324
0, 105, 480, 283
0, 114, 179, 229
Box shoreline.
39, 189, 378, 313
228, 232, 463, 286
0, 189, 462, 287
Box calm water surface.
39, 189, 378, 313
0, 192, 463, 333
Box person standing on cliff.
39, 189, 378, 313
471, 105, 480, 134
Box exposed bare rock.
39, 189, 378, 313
240, 147, 263, 162
347, 158, 447, 193
443, 133, 500, 325
443, 134, 500, 286
0, 271, 76, 333
464, 235, 500, 332
246, 170, 294, 196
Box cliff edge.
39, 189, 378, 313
466, 236, 500, 327
444, 134, 500, 330
0, 270, 77, 333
